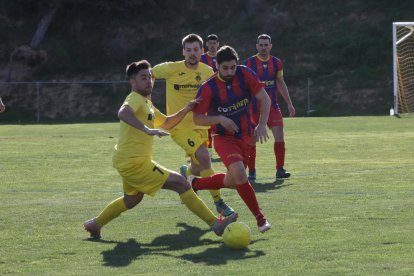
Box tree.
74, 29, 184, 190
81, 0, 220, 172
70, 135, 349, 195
29, 1, 61, 49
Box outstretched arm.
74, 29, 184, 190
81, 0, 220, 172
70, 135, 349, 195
160, 98, 201, 130
118, 105, 169, 137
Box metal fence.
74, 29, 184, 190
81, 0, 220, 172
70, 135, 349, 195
0, 80, 166, 123
1, 78, 319, 123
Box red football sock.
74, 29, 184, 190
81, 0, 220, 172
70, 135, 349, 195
247, 145, 256, 172
192, 173, 225, 190
236, 181, 264, 224
274, 141, 285, 170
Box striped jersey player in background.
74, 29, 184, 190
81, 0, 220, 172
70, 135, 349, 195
200, 34, 219, 72
245, 34, 295, 180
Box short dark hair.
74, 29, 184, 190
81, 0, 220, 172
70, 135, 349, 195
126, 60, 151, 79
216, 45, 239, 64
257, 34, 271, 43
206, 34, 219, 42
182, 33, 203, 49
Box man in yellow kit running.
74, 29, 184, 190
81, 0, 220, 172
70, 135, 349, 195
83, 60, 237, 239
152, 33, 234, 216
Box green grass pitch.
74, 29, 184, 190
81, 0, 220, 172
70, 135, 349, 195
0, 116, 413, 275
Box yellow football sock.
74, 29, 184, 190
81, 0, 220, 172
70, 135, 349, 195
200, 168, 222, 202
95, 197, 128, 227
180, 189, 216, 227
185, 166, 191, 177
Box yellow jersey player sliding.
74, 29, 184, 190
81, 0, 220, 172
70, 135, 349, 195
84, 60, 237, 239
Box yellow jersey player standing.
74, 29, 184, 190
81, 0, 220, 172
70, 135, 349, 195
83, 60, 237, 239
152, 33, 235, 216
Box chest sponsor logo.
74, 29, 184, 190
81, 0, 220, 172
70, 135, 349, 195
174, 83, 202, 91
217, 98, 249, 115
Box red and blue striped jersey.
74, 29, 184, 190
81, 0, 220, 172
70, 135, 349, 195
245, 55, 283, 114
200, 53, 218, 72
193, 65, 264, 139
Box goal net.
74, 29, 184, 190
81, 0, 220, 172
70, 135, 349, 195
393, 22, 414, 114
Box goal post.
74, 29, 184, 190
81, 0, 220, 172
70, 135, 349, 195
393, 22, 414, 114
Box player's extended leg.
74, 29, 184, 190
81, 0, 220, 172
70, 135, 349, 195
271, 126, 291, 179
225, 161, 271, 233
162, 172, 238, 236
189, 162, 271, 233
187, 145, 235, 216
84, 193, 144, 239
172, 129, 234, 216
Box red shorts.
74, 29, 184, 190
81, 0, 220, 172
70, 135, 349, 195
252, 106, 283, 127
214, 135, 252, 168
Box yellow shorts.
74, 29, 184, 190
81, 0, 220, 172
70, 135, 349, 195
113, 157, 172, 197
169, 129, 209, 159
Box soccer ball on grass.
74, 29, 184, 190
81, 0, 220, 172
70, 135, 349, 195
222, 222, 251, 249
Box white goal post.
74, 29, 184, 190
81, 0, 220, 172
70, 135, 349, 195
393, 22, 414, 114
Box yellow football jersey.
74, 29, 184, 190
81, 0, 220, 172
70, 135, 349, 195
113, 91, 166, 161
152, 60, 214, 129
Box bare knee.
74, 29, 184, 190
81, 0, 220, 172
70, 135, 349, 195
224, 174, 237, 188
176, 178, 191, 194
194, 147, 211, 168
272, 126, 284, 141
172, 174, 192, 194
226, 162, 248, 185
123, 193, 144, 209
162, 173, 191, 194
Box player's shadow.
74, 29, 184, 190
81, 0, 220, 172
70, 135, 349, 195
153, 224, 267, 265
148, 222, 220, 250
85, 223, 266, 267
95, 239, 151, 267
84, 223, 217, 267
177, 239, 267, 265
251, 179, 292, 193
